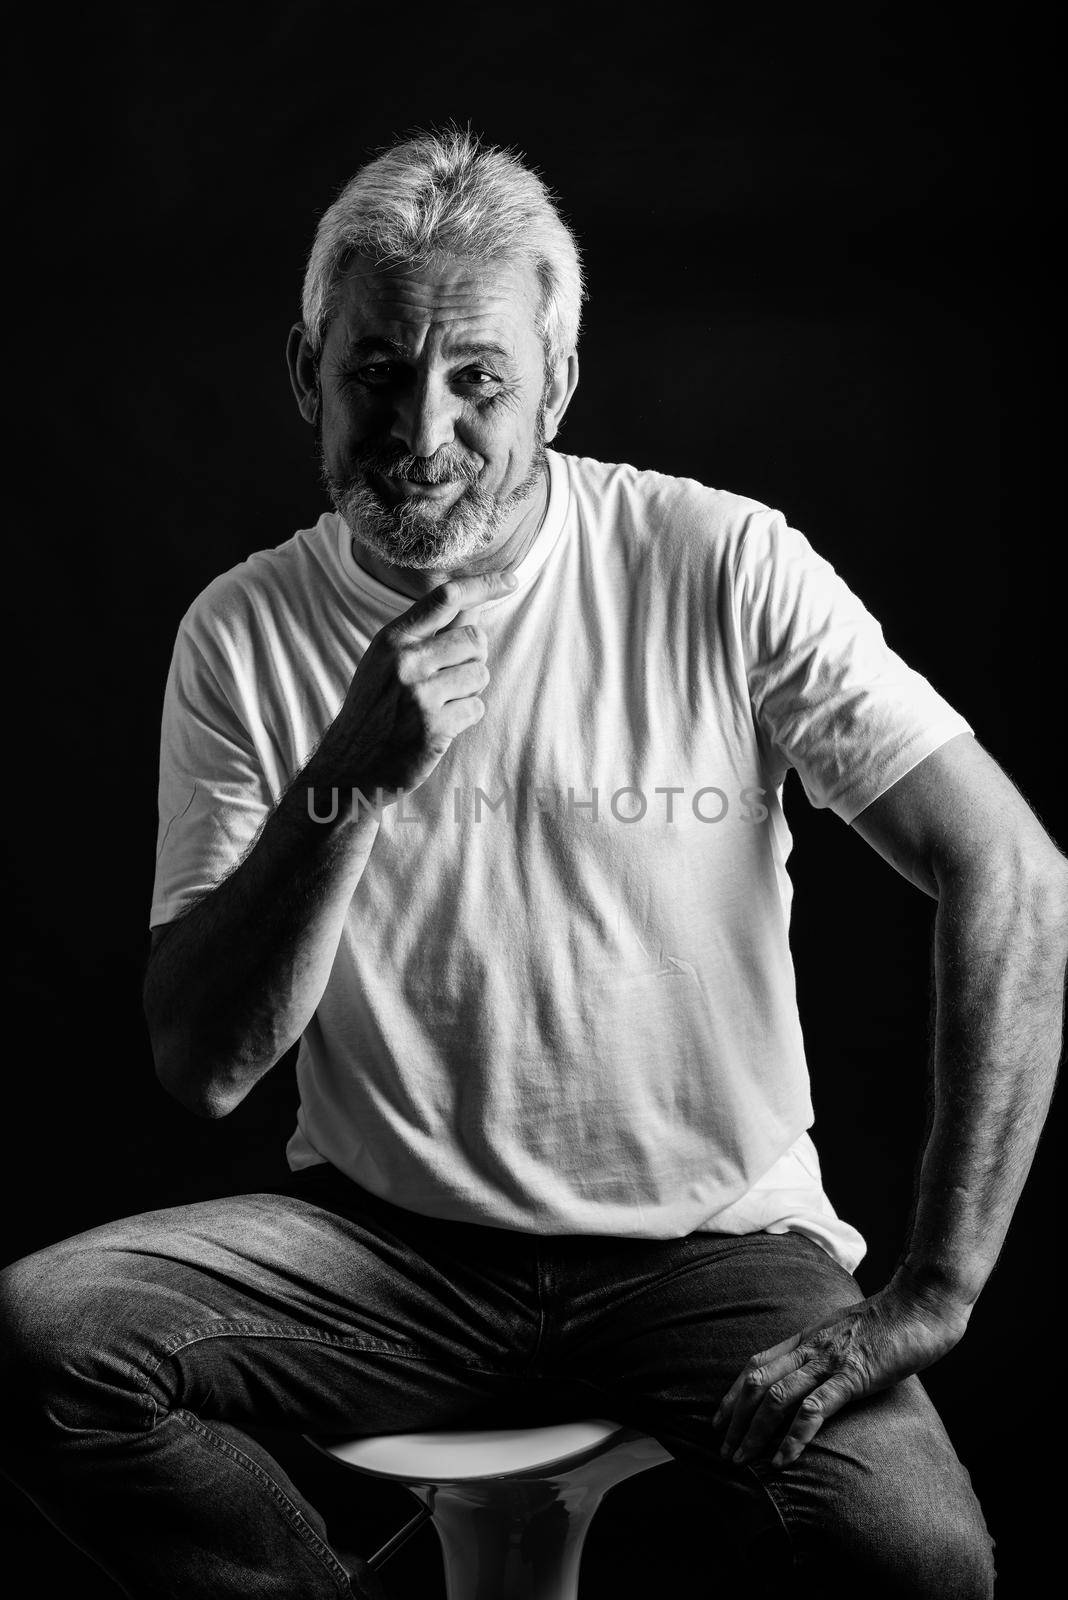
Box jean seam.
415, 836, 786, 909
746, 1465, 798, 1567
526, 1240, 549, 1373
172, 1407, 353, 1596
157, 1318, 423, 1359
136, 1321, 428, 1430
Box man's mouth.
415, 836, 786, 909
377, 472, 464, 501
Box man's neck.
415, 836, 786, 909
350, 461, 550, 601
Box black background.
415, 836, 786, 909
4, 2, 1061, 1595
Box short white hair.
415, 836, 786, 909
301, 128, 584, 369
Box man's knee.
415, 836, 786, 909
786, 1384, 996, 1599
843, 1492, 994, 1599
846, 1485, 994, 1598
760, 1458, 995, 1600
0, 1237, 143, 1446
912, 1507, 995, 1600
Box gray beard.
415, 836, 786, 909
321, 435, 547, 572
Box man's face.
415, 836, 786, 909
313, 253, 551, 570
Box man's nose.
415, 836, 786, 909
389, 373, 459, 459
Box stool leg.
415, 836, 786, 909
409, 1434, 669, 1600
418, 1478, 588, 1600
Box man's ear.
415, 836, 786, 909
543, 352, 579, 444
286, 324, 321, 426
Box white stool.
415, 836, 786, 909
309, 1418, 672, 1598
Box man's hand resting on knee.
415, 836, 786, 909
713, 1272, 970, 1470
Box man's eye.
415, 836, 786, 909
355, 364, 399, 387
345, 363, 499, 393
456, 369, 499, 389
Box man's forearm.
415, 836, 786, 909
144, 571, 507, 1119
718, 746, 1068, 1468
144, 749, 381, 1117
898, 851, 1068, 1313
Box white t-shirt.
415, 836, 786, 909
151, 451, 972, 1271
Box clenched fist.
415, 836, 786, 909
317, 569, 516, 800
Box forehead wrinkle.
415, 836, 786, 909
357, 291, 522, 334
325, 260, 542, 374
338, 316, 521, 369
336, 261, 539, 333
344, 254, 534, 297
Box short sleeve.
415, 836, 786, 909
149, 624, 272, 927
733, 510, 972, 822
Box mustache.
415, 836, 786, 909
351, 442, 481, 487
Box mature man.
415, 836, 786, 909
2, 129, 1065, 1599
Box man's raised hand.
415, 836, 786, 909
322, 570, 517, 800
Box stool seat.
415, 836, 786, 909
321, 1417, 627, 1481
310, 1418, 672, 1598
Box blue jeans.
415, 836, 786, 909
0, 1162, 994, 1598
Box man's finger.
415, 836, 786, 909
453, 566, 519, 628
729, 1360, 825, 1464
716, 1342, 809, 1458
770, 1373, 857, 1468
714, 1335, 804, 1428
397, 571, 518, 640
420, 626, 488, 672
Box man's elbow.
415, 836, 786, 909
146, 1012, 248, 1120
1035, 850, 1068, 944
941, 828, 1068, 904
159, 1066, 243, 1120
1012, 840, 1068, 922
958, 839, 1068, 948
